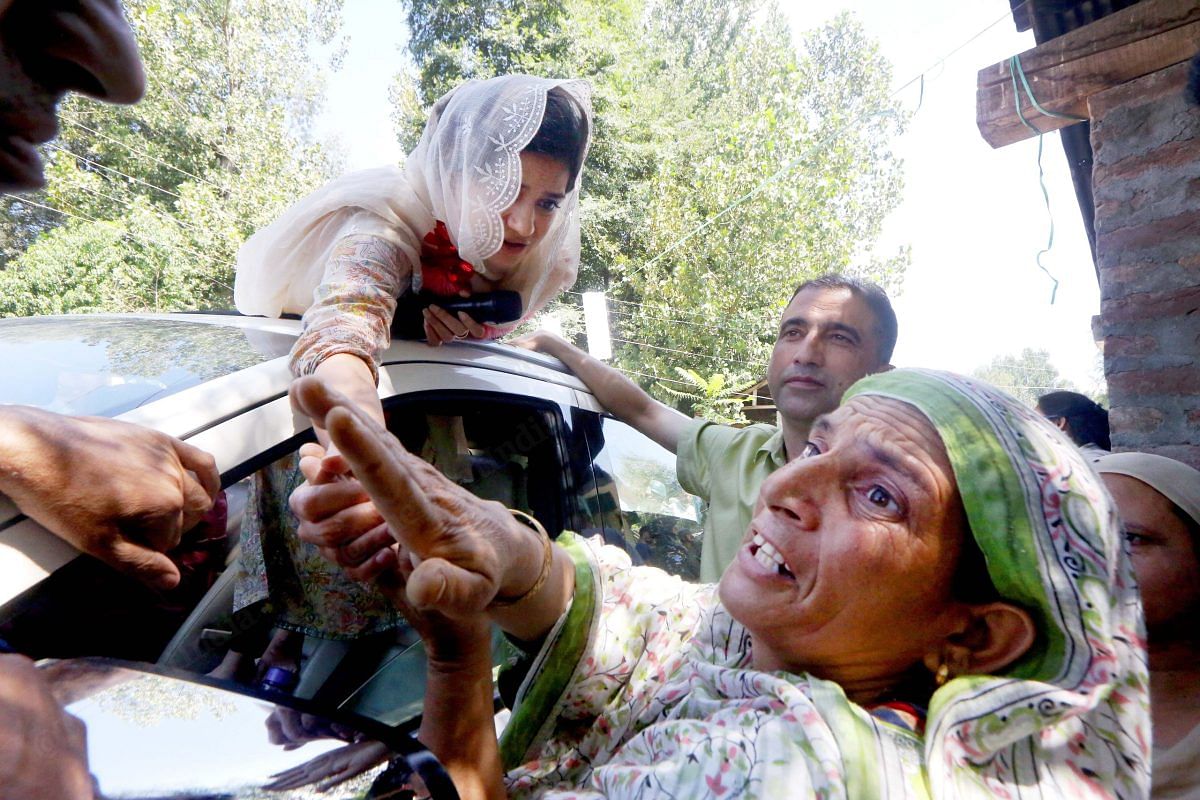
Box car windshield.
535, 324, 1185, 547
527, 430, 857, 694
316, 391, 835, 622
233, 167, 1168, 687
0, 317, 295, 418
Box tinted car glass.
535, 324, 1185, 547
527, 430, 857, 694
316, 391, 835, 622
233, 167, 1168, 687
581, 414, 704, 579
0, 317, 295, 418
384, 393, 572, 536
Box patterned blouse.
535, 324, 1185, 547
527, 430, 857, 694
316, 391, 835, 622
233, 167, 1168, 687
500, 535, 929, 799
290, 235, 407, 383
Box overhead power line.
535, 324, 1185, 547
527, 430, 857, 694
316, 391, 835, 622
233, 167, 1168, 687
59, 174, 228, 246
3, 193, 234, 293
45, 142, 182, 202
609, 335, 769, 371
59, 115, 229, 195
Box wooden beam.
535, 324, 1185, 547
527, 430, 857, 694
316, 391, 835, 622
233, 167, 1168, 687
977, 0, 1200, 149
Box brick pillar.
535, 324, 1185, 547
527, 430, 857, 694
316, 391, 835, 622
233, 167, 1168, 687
1089, 60, 1200, 468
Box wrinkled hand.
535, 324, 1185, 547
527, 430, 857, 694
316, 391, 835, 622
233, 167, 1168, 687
290, 442, 399, 583
0, 656, 93, 800
264, 739, 390, 791
0, 407, 220, 590
423, 303, 486, 346
290, 378, 539, 626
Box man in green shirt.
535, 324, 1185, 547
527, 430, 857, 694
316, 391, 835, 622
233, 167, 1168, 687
516, 274, 897, 581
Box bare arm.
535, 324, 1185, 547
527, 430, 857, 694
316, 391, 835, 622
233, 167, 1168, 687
306, 353, 386, 479
418, 624, 507, 800
513, 331, 690, 453
0, 407, 219, 589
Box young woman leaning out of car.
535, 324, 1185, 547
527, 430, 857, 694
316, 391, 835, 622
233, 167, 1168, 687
216, 76, 593, 685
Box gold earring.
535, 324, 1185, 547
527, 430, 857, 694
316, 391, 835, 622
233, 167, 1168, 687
934, 663, 951, 687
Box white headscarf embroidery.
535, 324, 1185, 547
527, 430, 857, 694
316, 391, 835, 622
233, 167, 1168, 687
234, 74, 592, 322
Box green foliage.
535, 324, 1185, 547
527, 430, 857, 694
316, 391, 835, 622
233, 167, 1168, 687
393, 0, 571, 144
971, 347, 1076, 408
396, 0, 909, 407
0, 0, 344, 315
654, 367, 757, 425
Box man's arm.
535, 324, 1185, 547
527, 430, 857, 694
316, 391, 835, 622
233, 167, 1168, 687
513, 331, 690, 453
0, 407, 220, 590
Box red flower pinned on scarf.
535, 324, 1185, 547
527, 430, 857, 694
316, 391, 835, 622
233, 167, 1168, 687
419, 220, 475, 296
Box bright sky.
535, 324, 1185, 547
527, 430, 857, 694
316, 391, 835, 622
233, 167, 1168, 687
315, 0, 1102, 392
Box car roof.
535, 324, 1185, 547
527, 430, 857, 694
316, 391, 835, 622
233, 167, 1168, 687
0, 311, 589, 411
0, 312, 596, 604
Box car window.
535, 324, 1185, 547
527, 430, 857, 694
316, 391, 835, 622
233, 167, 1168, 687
579, 413, 704, 581
384, 393, 572, 536
0, 317, 295, 417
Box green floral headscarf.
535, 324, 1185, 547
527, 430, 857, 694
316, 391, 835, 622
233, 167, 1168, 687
500, 369, 1149, 799
846, 369, 1149, 797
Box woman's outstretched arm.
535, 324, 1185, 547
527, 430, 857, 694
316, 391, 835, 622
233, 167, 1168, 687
290, 376, 576, 642
418, 618, 507, 800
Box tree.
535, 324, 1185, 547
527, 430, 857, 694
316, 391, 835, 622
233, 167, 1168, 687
393, 0, 908, 406
654, 367, 757, 425
403, 0, 570, 110
0, 0, 345, 316
971, 347, 1076, 408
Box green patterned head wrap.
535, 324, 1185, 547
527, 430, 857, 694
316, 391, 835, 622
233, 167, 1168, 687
844, 368, 1149, 798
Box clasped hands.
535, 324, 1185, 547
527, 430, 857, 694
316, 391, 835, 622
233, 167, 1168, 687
288, 377, 548, 654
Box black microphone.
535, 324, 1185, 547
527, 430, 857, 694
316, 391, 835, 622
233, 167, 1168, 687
391, 290, 523, 340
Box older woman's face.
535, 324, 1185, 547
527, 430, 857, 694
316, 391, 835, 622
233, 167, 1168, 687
1102, 473, 1200, 634
719, 395, 969, 680
482, 151, 569, 280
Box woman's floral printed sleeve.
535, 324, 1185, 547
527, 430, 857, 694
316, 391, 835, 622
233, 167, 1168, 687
289, 234, 412, 381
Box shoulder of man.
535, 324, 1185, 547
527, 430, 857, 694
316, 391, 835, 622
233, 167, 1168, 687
677, 419, 778, 498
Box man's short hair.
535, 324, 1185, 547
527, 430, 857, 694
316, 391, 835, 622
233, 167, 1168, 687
790, 274, 898, 363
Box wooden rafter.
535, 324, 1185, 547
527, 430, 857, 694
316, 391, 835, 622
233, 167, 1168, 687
977, 0, 1200, 148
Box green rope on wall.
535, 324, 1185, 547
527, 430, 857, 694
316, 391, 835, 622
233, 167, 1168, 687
1008, 54, 1088, 305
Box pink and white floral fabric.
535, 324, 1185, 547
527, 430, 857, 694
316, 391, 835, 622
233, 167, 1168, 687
499, 369, 1150, 800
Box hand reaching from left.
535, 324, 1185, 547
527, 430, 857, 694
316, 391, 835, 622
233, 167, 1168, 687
0, 407, 219, 590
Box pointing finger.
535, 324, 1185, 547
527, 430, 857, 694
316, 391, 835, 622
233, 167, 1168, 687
324, 405, 444, 557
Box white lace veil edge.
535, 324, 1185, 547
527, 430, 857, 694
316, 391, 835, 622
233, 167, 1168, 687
404, 75, 593, 321
233, 75, 592, 323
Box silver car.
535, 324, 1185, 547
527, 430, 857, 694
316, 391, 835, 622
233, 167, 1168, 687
0, 313, 702, 798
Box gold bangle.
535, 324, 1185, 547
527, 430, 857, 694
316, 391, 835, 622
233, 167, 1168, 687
490, 510, 553, 609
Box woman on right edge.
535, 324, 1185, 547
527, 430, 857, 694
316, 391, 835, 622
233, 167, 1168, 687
291, 369, 1149, 799
1096, 453, 1200, 800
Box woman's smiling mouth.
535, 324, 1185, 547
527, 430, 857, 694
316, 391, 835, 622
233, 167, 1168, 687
750, 534, 796, 579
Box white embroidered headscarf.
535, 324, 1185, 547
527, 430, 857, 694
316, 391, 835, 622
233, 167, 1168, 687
234, 75, 592, 323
